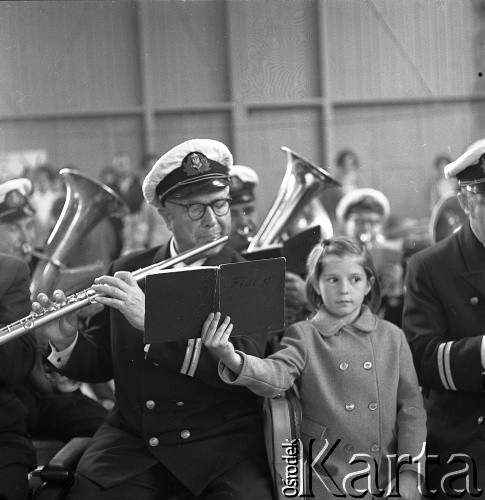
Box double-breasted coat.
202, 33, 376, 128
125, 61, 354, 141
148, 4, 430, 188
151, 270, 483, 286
403, 220, 485, 489
0, 253, 37, 470
220, 306, 427, 498
56, 243, 270, 494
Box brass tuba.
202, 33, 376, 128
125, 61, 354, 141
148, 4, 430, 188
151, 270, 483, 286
28, 168, 129, 394
246, 147, 340, 252
429, 192, 466, 244
30, 168, 129, 300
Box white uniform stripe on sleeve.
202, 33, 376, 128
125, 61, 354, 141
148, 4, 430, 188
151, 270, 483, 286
443, 341, 457, 390
437, 342, 451, 390
180, 339, 195, 375
187, 339, 202, 377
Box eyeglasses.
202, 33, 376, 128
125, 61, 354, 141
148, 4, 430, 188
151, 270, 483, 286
166, 198, 232, 221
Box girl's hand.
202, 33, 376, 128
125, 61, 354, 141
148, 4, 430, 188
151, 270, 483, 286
394, 470, 422, 500
201, 312, 242, 374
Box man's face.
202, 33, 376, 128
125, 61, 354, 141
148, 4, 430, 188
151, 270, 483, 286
229, 201, 258, 252
0, 216, 36, 262
458, 190, 485, 244
160, 187, 231, 257
343, 210, 384, 243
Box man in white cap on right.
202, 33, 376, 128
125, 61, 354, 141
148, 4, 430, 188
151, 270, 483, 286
403, 138, 485, 497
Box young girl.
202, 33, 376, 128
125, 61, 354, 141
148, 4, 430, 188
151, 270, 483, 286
202, 236, 426, 500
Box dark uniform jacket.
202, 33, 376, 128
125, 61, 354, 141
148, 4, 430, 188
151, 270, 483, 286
58, 243, 269, 494
403, 220, 485, 459
0, 253, 37, 469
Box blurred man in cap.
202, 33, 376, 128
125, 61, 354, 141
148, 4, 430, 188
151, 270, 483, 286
36, 139, 274, 499
0, 178, 37, 265
336, 188, 405, 327
403, 138, 485, 497
228, 164, 259, 252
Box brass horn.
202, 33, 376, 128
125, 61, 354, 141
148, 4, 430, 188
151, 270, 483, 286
246, 147, 340, 252
429, 192, 466, 244
30, 168, 129, 300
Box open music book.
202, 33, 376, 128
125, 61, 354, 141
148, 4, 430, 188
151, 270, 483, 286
144, 257, 286, 343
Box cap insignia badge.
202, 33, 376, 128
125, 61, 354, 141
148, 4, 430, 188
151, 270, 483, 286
183, 153, 211, 177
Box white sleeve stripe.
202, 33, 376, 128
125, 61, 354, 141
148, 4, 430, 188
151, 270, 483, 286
180, 339, 195, 375
437, 341, 456, 391
443, 341, 457, 390
437, 343, 450, 390
187, 339, 202, 377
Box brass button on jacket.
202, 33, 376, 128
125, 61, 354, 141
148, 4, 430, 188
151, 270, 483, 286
149, 437, 159, 447
180, 429, 191, 439
146, 400, 155, 410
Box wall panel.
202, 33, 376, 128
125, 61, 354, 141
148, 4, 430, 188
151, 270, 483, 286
143, 0, 229, 107
0, 1, 140, 116
0, 117, 143, 178
154, 112, 232, 158
229, 0, 320, 102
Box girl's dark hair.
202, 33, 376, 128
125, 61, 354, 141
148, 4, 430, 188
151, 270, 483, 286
305, 236, 381, 313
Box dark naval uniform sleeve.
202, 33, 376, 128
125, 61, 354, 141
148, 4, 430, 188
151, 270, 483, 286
0, 255, 37, 385
403, 232, 485, 393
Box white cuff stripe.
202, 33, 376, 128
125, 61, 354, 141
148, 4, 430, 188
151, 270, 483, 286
443, 341, 457, 390
180, 339, 195, 375
437, 341, 456, 391
187, 339, 202, 377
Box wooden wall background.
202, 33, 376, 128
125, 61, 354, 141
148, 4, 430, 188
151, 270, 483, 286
1, 0, 484, 221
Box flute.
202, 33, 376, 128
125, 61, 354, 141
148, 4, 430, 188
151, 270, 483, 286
0, 235, 228, 346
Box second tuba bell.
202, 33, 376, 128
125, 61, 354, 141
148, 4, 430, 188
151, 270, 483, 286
246, 147, 340, 252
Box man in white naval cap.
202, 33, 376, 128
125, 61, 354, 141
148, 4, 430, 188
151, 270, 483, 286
228, 164, 260, 253
36, 139, 274, 498
0, 178, 37, 265
403, 138, 485, 498
336, 188, 405, 326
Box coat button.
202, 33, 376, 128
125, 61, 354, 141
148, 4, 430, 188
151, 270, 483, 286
149, 437, 159, 447
368, 402, 378, 411
345, 403, 355, 411
180, 429, 191, 439
478, 415, 484, 425
363, 362, 372, 370
370, 444, 380, 453
470, 297, 479, 305
146, 400, 155, 410
176, 401, 185, 407
339, 362, 349, 370
344, 444, 354, 452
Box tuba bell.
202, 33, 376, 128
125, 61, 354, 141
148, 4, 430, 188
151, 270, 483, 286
30, 168, 129, 300
429, 192, 466, 244
246, 147, 340, 252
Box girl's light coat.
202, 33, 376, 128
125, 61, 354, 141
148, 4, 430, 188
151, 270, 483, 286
220, 306, 426, 498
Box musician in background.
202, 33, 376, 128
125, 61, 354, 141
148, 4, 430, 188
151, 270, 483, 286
336, 188, 405, 327
0, 178, 107, 445
403, 138, 485, 497
228, 164, 260, 253
37, 139, 274, 499
320, 148, 361, 226
0, 253, 37, 500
